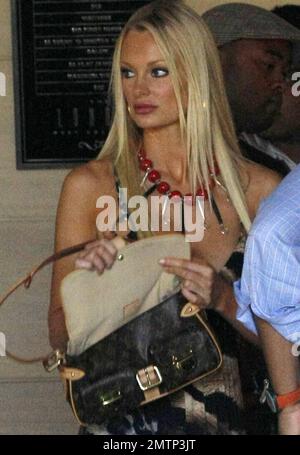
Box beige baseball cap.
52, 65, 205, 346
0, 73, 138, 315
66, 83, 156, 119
202, 3, 300, 47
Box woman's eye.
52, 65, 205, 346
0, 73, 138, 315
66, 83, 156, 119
121, 68, 135, 79
151, 68, 169, 77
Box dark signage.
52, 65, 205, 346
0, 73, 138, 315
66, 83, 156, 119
12, 0, 150, 168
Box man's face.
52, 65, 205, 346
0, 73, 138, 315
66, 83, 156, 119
262, 65, 300, 142
220, 39, 291, 133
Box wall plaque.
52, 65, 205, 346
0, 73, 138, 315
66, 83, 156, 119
12, 0, 150, 168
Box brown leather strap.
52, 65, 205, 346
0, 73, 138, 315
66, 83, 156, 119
136, 365, 163, 402
0, 239, 95, 364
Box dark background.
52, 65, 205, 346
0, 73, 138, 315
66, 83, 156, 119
12, 0, 150, 169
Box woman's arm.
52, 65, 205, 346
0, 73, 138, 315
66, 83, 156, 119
48, 160, 116, 350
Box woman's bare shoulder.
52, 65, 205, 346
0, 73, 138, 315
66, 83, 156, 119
62, 158, 115, 196
246, 160, 282, 192
242, 161, 282, 217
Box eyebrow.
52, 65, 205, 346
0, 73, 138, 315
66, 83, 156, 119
120, 59, 166, 67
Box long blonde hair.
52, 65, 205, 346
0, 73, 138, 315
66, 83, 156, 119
98, 0, 251, 232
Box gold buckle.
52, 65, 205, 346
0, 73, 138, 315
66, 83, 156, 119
43, 350, 65, 372
136, 366, 162, 391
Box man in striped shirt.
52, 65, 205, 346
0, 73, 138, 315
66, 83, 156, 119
234, 165, 300, 434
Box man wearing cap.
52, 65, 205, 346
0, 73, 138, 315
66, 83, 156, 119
241, 6, 300, 172
203, 2, 300, 176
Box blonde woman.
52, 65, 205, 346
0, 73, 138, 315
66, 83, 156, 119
49, 1, 281, 434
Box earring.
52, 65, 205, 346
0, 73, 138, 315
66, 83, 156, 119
127, 105, 131, 114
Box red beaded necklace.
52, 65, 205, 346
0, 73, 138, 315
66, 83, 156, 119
138, 148, 220, 203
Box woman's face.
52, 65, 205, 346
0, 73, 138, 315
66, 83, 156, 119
120, 29, 183, 131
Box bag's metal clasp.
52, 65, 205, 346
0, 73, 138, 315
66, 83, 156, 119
43, 350, 65, 372
100, 390, 122, 407
136, 366, 162, 391
259, 378, 278, 413
172, 349, 195, 371
259, 379, 270, 405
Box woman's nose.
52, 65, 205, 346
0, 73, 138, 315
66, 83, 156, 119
133, 75, 150, 95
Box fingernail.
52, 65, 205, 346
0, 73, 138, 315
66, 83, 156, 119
159, 258, 166, 265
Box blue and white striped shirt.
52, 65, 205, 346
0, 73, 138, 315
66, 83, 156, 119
234, 164, 300, 342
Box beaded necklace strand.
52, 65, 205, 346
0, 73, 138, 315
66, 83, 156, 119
138, 148, 228, 234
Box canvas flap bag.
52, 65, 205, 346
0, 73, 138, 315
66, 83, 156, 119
61, 234, 190, 355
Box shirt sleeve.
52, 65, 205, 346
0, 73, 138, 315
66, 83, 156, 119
234, 231, 300, 343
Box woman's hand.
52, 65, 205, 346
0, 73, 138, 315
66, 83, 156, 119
159, 256, 226, 311
75, 238, 118, 274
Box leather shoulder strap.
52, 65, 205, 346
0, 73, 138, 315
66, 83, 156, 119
0, 239, 95, 365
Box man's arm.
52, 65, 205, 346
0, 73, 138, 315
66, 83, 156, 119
255, 316, 300, 435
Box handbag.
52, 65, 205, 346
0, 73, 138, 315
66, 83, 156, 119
59, 234, 223, 426
0, 234, 223, 427
61, 291, 222, 427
